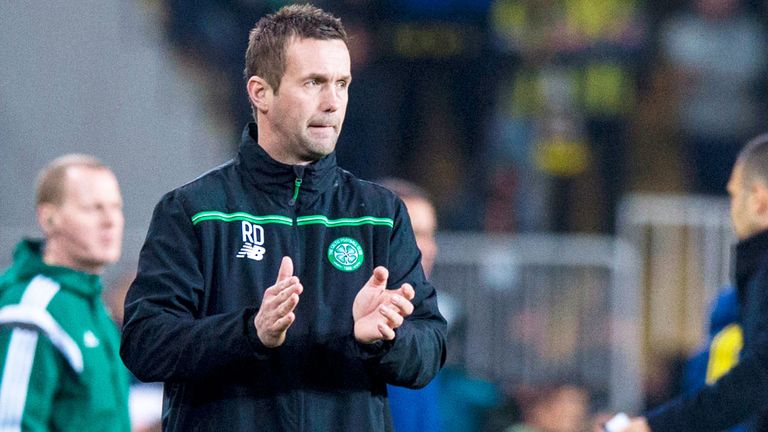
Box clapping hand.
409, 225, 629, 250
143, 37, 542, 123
254, 257, 303, 348
353, 266, 415, 344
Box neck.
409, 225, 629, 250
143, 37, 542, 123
254, 120, 317, 166
42, 240, 102, 274
260, 141, 316, 166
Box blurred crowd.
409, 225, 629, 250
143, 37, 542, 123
158, 0, 767, 235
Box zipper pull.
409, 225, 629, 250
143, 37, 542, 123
289, 177, 302, 206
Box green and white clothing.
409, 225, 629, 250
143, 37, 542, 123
0, 239, 130, 431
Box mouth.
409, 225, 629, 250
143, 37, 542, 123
309, 124, 335, 130
308, 117, 337, 129
100, 238, 118, 248
307, 124, 337, 139
101, 232, 122, 244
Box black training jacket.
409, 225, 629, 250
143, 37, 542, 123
120, 124, 447, 432
646, 229, 768, 431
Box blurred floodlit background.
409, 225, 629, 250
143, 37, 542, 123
1, 1, 765, 430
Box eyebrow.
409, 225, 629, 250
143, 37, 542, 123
305, 73, 351, 82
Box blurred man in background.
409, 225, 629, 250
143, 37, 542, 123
659, 0, 766, 195
682, 284, 745, 432
380, 178, 443, 432
505, 382, 590, 432
619, 133, 768, 431
379, 179, 438, 277
0, 154, 130, 431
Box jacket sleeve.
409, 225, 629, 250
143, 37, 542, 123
0, 327, 60, 428
646, 290, 768, 430
368, 200, 447, 388
120, 192, 269, 382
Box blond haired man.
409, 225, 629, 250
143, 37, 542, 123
0, 154, 130, 431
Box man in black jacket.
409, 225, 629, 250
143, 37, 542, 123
619, 133, 768, 431
120, 5, 446, 431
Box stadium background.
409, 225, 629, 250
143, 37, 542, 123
1, 0, 765, 428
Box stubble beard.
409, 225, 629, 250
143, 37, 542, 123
298, 131, 339, 162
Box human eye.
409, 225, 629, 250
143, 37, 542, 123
305, 78, 319, 87
89, 203, 105, 213
110, 200, 124, 212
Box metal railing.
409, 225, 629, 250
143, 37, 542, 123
432, 232, 643, 412
616, 193, 733, 357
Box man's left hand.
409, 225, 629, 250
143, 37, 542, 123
352, 266, 415, 344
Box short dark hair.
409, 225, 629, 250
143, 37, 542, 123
737, 133, 768, 186
244, 4, 348, 94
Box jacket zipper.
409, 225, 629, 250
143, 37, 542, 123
289, 177, 302, 206
289, 166, 303, 306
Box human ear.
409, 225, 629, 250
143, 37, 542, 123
750, 180, 768, 216
247, 76, 271, 114
37, 204, 59, 235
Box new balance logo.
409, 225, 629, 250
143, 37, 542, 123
237, 242, 266, 261
238, 221, 267, 261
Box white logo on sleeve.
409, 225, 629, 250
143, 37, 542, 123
83, 330, 100, 348
238, 221, 266, 261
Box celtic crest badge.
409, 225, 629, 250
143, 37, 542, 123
327, 237, 364, 272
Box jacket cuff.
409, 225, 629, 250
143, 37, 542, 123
353, 333, 395, 360
243, 308, 272, 359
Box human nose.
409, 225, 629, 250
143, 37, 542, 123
320, 85, 344, 112
101, 207, 124, 227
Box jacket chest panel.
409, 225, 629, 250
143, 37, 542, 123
196, 214, 392, 323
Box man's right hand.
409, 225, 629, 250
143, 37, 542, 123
254, 256, 303, 348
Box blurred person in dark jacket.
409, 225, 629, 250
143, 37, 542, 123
619, 133, 768, 431
380, 178, 444, 432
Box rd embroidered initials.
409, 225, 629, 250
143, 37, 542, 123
238, 221, 266, 261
